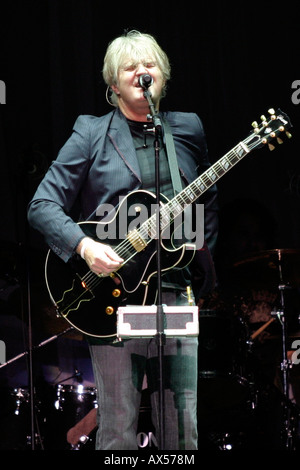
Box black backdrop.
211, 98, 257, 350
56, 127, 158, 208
1, 0, 299, 249
0, 0, 300, 450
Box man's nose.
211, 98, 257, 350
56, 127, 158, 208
136, 63, 148, 75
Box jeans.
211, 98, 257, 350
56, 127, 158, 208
89, 291, 198, 450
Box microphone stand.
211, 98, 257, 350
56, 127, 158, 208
142, 85, 165, 450
0, 327, 75, 370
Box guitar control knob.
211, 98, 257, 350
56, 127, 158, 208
112, 289, 121, 298
105, 306, 114, 315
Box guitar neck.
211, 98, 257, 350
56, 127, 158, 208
171, 141, 250, 214
124, 109, 291, 246
136, 139, 252, 241
168, 107, 291, 220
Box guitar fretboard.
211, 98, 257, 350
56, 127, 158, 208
116, 109, 290, 258
139, 140, 251, 240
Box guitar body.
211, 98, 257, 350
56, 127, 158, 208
45, 190, 196, 338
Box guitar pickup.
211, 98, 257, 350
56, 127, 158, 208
127, 229, 147, 252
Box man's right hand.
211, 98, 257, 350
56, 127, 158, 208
76, 237, 124, 277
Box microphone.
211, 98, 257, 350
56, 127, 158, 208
138, 74, 153, 89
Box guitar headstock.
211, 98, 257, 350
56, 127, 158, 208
247, 108, 292, 151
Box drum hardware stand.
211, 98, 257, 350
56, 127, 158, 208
271, 275, 299, 449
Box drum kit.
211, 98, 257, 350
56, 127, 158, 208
197, 248, 300, 450
1, 246, 300, 450
0, 336, 155, 450
0, 251, 157, 452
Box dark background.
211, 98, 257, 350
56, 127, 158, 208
1, 1, 299, 248
0, 0, 299, 451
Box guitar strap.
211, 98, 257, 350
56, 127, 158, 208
162, 118, 183, 196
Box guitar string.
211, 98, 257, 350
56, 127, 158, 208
60, 115, 286, 324
58, 117, 286, 334
79, 124, 272, 293
79, 140, 253, 292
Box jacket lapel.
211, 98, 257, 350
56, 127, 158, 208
108, 109, 142, 184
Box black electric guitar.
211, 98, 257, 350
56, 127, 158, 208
45, 109, 292, 338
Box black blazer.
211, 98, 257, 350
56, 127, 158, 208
28, 108, 218, 299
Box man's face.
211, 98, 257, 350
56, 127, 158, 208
111, 57, 165, 119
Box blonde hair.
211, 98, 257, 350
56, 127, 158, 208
103, 30, 171, 106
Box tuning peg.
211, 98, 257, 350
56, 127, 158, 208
252, 121, 260, 133
268, 109, 276, 120
268, 143, 276, 151
277, 137, 283, 144
261, 115, 267, 122
285, 131, 292, 139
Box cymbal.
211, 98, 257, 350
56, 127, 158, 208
232, 249, 300, 289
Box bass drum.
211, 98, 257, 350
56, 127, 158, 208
198, 309, 251, 412
197, 310, 256, 449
